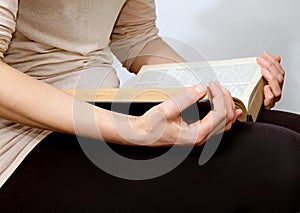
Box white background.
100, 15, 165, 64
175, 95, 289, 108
154, 0, 300, 114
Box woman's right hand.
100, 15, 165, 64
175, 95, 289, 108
123, 81, 242, 147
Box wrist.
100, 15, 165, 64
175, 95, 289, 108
94, 107, 138, 145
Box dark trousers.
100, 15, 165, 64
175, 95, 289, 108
1, 110, 300, 212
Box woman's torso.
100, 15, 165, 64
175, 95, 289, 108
4, 0, 127, 88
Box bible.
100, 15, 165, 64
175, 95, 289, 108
65, 57, 265, 122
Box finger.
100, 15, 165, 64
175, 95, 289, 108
261, 52, 285, 76
216, 83, 237, 132
275, 55, 281, 63
216, 109, 243, 134
261, 62, 284, 88
221, 86, 235, 123
263, 53, 285, 81
234, 109, 243, 121
261, 67, 282, 100
208, 81, 227, 125
263, 85, 275, 109
198, 82, 240, 138
154, 84, 207, 119
257, 56, 281, 78
228, 108, 243, 128
263, 52, 281, 63
193, 81, 227, 141
257, 55, 284, 100
191, 107, 239, 145
190, 110, 215, 145
220, 94, 235, 132
214, 109, 239, 134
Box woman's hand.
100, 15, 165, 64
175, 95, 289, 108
127, 81, 242, 147
256, 52, 285, 109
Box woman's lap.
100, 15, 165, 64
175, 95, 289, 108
0, 110, 299, 212
257, 109, 300, 133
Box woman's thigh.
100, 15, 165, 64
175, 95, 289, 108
0, 121, 299, 212
257, 109, 300, 133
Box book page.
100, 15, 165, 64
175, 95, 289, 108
122, 62, 215, 88
123, 57, 261, 107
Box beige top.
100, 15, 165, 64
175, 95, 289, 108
0, 0, 159, 187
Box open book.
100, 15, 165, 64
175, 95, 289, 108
66, 57, 265, 122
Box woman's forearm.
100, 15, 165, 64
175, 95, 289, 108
0, 60, 125, 142
129, 38, 185, 73
0, 61, 76, 132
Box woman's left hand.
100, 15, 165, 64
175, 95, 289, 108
256, 52, 285, 109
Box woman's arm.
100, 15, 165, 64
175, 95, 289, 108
0, 60, 99, 138
110, 0, 185, 73
0, 59, 135, 143
0, 59, 240, 146
129, 38, 185, 73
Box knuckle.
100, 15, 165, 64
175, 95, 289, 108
156, 104, 164, 113
270, 63, 277, 71
223, 88, 231, 97
274, 90, 281, 98
270, 102, 275, 108
189, 89, 200, 102
278, 75, 284, 85
264, 60, 272, 68
268, 92, 275, 100
268, 74, 275, 82
265, 95, 272, 104
156, 104, 169, 117
275, 95, 282, 102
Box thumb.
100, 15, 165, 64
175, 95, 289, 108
156, 84, 207, 118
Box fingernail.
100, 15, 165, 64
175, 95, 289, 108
195, 84, 206, 93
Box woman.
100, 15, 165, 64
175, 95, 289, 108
0, 0, 299, 212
